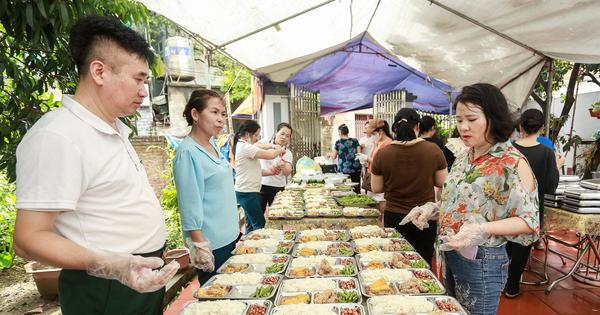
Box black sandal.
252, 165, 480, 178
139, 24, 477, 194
505, 289, 524, 299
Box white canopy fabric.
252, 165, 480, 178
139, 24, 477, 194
138, 0, 600, 112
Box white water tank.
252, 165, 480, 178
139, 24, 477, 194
163, 37, 195, 81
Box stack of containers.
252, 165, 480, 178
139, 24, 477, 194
562, 179, 600, 214
544, 175, 581, 208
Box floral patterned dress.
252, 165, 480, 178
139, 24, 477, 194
434, 141, 540, 278
334, 137, 361, 174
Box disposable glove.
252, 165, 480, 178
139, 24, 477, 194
186, 238, 215, 272
356, 153, 368, 163
399, 202, 440, 230
438, 217, 490, 251
85, 245, 179, 293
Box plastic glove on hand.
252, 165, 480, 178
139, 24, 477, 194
186, 238, 215, 272
85, 245, 179, 293
399, 202, 440, 230
356, 153, 368, 163
438, 221, 489, 251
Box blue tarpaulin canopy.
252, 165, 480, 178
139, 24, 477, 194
287, 38, 457, 115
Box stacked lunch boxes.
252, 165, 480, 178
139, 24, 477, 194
544, 175, 580, 208
561, 179, 600, 214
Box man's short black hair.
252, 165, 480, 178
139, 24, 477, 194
69, 15, 155, 77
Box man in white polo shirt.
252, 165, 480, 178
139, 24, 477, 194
13, 16, 179, 315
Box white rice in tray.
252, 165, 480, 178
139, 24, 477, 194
354, 237, 390, 247
282, 278, 336, 292
214, 272, 263, 285
342, 207, 364, 213
369, 295, 434, 313
229, 253, 273, 264
349, 225, 382, 234
252, 228, 285, 236
243, 239, 280, 248
299, 228, 326, 237
358, 251, 393, 262
291, 256, 336, 268
298, 241, 333, 250
183, 300, 246, 315
273, 304, 337, 315
361, 269, 412, 282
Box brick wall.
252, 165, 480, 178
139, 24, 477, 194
130, 135, 170, 198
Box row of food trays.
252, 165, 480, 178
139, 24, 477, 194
182, 291, 466, 315
242, 226, 403, 242
267, 189, 378, 219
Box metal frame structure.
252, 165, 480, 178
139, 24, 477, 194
373, 89, 406, 128
289, 83, 321, 162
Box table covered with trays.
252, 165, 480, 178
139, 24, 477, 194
179, 226, 461, 315
265, 189, 381, 231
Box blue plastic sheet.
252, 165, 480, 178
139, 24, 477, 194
286, 38, 458, 115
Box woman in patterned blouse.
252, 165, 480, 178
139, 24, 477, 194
402, 83, 539, 315
326, 124, 362, 193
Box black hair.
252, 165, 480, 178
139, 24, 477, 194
451, 126, 461, 138
394, 108, 421, 141
373, 120, 393, 139
69, 15, 155, 77
233, 120, 261, 158
338, 124, 349, 135
453, 83, 514, 143
182, 89, 225, 126
272, 122, 293, 142
419, 116, 437, 138
518, 108, 544, 136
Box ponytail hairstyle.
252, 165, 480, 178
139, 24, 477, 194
338, 124, 350, 136
518, 108, 544, 136
233, 120, 261, 158
393, 108, 421, 141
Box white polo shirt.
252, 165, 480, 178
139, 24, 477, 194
234, 140, 262, 192
258, 139, 293, 187
15, 95, 166, 254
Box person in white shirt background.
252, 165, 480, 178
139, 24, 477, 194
259, 122, 294, 213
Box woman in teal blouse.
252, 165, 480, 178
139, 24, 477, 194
173, 89, 240, 284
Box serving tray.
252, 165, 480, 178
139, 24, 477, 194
232, 240, 294, 255
270, 303, 366, 315
179, 299, 272, 315
218, 254, 290, 274
296, 229, 350, 242
358, 268, 445, 298
367, 295, 468, 315
286, 257, 357, 278
561, 203, 600, 214
292, 242, 354, 257
276, 277, 362, 306
352, 238, 414, 253
333, 194, 377, 207
355, 251, 429, 270
242, 229, 297, 241
194, 274, 283, 300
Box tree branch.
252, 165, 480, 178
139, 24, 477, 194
582, 72, 600, 88
530, 91, 545, 109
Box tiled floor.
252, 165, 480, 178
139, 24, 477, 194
165, 229, 600, 315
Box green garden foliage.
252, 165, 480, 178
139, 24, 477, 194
0, 0, 150, 182
0, 172, 16, 269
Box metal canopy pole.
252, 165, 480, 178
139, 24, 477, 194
545, 60, 554, 139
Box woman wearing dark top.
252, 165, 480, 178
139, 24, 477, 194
505, 108, 565, 299
326, 124, 362, 193
420, 116, 456, 170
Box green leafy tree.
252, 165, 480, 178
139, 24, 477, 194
0, 0, 150, 182
531, 61, 600, 148
214, 52, 252, 103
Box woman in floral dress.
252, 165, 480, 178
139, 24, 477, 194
326, 124, 362, 193
402, 83, 539, 315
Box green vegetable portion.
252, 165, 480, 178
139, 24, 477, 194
421, 280, 443, 293
336, 233, 347, 241
249, 285, 274, 298
337, 289, 360, 303
410, 259, 427, 268
265, 263, 285, 273
338, 247, 354, 256
336, 194, 376, 205
284, 234, 294, 240
390, 231, 401, 238
340, 265, 355, 275
275, 245, 289, 254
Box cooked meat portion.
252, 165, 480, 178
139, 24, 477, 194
320, 244, 340, 255
397, 277, 428, 294
390, 252, 411, 269
314, 290, 338, 304
318, 259, 340, 276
